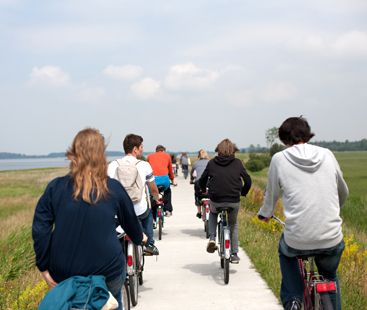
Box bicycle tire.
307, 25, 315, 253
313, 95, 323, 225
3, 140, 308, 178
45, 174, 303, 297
158, 218, 163, 240
220, 257, 224, 268
205, 221, 209, 239
128, 247, 139, 307
122, 280, 131, 310
224, 258, 230, 284
135, 245, 144, 286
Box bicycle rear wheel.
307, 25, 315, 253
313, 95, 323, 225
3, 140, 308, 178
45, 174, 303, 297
223, 258, 230, 284
158, 218, 163, 240
122, 280, 131, 310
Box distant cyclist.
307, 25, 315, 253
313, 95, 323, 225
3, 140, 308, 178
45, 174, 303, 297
257, 117, 349, 310
200, 139, 252, 263
108, 134, 160, 256
190, 149, 210, 218
180, 152, 190, 179
148, 145, 177, 218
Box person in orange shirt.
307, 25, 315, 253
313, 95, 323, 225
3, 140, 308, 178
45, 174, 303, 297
148, 145, 177, 219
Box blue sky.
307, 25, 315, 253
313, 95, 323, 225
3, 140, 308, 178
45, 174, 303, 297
1, 0, 367, 154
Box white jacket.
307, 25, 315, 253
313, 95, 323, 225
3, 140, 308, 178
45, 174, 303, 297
259, 143, 349, 250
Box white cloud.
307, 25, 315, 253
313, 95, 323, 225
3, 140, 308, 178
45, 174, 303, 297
130, 78, 160, 99
164, 63, 219, 91
29, 66, 70, 87
332, 31, 367, 57
103, 65, 143, 81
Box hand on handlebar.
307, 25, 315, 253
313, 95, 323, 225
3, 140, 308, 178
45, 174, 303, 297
257, 214, 270, 222
172, 180, 177, 186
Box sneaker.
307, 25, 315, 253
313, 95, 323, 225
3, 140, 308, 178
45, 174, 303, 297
196, 212, 202, 219
206, 240, 218, 253
153, 221, 157, 229
165, 211, 172, 217
285, 298, 302, 310
144, 244, 159, 256
230, 253, 240, 264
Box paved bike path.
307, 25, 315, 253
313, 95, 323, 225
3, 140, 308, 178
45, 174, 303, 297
134, 174, 282, 310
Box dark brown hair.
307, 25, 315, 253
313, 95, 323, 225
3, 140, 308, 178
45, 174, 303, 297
156, 145, 166, 152
123, 134, 143, 154
278, 116, 315, 146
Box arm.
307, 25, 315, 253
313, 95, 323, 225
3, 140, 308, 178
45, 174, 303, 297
258, 157, 281, 219
167, 155, 175, 182
199, 166, 209, 192
147, 180, 160, 201
332, 153, 349, 207
240, 162, 252, 196
32, 180, 58, 288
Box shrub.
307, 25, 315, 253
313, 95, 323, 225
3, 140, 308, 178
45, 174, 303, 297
245, 153, 271, 172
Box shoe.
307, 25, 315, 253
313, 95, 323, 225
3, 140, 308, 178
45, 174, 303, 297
196, 212, 202, 219
165, 211, 172, 217
285, 298, 302, 310
153, 221, 157, 229
230, 253, 240, 264
206, 240, 218, 253
144, 244, 159, 256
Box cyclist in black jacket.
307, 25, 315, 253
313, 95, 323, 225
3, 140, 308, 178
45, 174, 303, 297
200, 138, 252, 263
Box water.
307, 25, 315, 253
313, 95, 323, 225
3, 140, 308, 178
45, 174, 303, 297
0, 156, 121, 171
0, 157, 69, 171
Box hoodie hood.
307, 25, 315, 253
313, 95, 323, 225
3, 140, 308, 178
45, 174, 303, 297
282, 143, 325, 172
214, 155, 236, 166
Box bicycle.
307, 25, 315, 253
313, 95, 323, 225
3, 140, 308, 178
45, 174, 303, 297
217, 208, 231, 284
117, 227, 144, 307
151, 185, 166, 241
269, 215, 338, 310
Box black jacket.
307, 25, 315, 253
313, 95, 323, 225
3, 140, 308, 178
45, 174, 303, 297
199, 156, 252, 203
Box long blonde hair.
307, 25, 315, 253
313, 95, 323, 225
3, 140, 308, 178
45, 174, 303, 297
66, 128, 109, 204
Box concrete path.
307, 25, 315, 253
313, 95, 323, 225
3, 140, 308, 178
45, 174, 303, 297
134, 173, 282, 310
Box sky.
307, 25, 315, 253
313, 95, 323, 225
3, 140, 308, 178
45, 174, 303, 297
1, 0, 367, 154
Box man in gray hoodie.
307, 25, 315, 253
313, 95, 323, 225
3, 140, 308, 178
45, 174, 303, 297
258, 117, 348, 310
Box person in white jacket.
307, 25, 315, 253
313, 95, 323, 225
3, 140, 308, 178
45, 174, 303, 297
258, 116, 348, 310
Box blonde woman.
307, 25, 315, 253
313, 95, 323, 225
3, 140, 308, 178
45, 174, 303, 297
32, 128, 144, 310
199, 139, 252, 263
190, 149, 210, 218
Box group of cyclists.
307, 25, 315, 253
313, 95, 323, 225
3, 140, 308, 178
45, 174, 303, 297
32, 116, 348, 310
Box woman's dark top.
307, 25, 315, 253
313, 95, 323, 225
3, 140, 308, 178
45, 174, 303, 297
32, 175, 143, 283
199, 156, 252, 203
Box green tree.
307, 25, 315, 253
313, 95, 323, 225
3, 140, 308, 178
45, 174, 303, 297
265, 127, 279, 147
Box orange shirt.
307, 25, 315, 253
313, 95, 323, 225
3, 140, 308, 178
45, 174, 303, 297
147, 152, 174, 180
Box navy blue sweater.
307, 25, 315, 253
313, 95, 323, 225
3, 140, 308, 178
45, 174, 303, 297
32, 175, 143, 283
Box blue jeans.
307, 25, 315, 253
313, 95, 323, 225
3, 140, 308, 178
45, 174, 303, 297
106, 273, 124, 310
138, 208, 154, 245
278, 234, 344, 309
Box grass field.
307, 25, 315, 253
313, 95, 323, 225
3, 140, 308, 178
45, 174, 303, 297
0, 151, 366, 309
237, 151, 367, 310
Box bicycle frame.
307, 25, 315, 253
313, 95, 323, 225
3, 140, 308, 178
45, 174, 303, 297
201, 198, 210, 222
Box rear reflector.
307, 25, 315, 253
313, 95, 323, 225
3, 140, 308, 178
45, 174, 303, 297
316, 281, 337, 293
225, 239, 230, 249
127, 256, 133, 267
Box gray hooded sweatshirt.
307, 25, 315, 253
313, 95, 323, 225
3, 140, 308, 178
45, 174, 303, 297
259, 143, 349, 250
